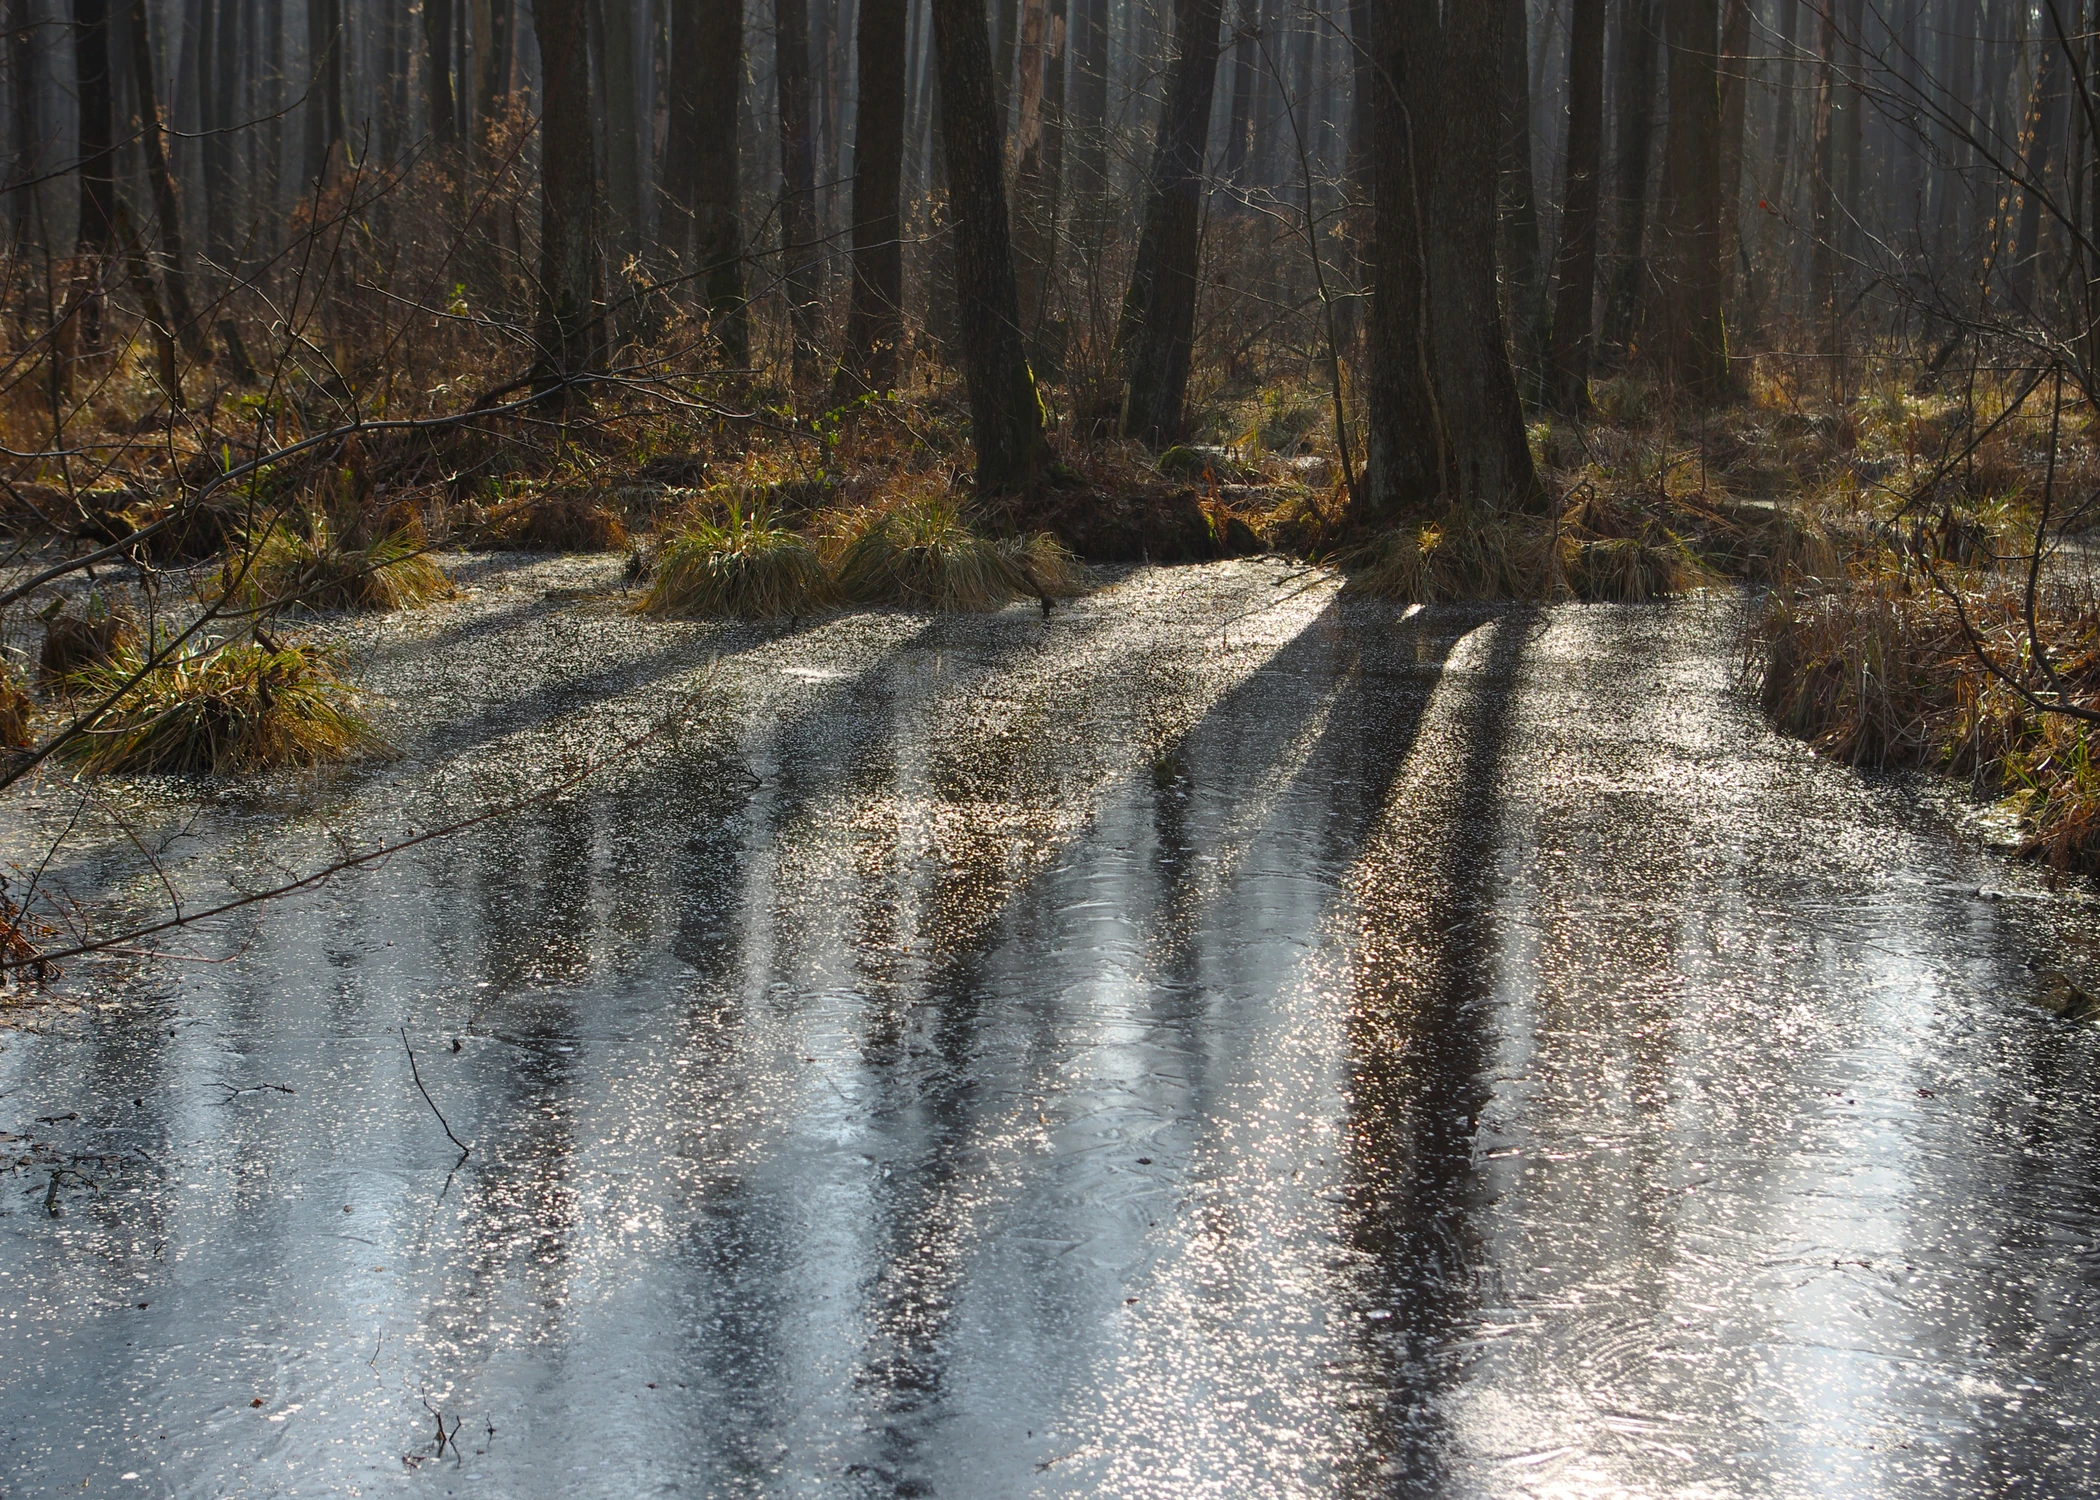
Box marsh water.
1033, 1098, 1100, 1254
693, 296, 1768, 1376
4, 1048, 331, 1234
3, 559, 2100, 1498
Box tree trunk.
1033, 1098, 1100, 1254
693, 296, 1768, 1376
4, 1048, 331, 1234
205, 0, 240, 272
1808, 0, 1838, 363
695, 0, 745, 357
1117, 0, 1226, 442
929, 0, 1048, 490
1601, 0, 1660, 358
774, 0, 820, 380
126, 0, 206, 361
1221, 2, 1256, 185
1428, 0, 1540, 505
425, 0, 458, 145
73, 0, 116, 354
1013, 0, 1067, 341
1715, 0, 1748, 304
2013, 4, 2070, 310
1656, 0, 1726, 399
1364, 0, 1442, 516
303, 0, 344, 182
7, 0, 40, 242
594, 0, 643, 276
1069, 0, 1109, 217
837, 0, 907, 392
1499, 0, 1544, 399
531, 0, 601, 388
1544, 0, 1605, 413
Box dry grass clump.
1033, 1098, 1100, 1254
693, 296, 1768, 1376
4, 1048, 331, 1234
639, 502, 831, 618
474, 489, 630, 551
227, 515, 453, 613
0, 667, 32, 750
60, 637, 382, 775
1345, 507, 1548, 603
832, 491, 1085, 611
39, 604, 136, 685
1751, 568, 2100, 870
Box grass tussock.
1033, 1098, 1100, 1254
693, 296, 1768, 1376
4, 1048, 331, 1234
475, 490, 631, 552
639, 501, 830, 618
0, 667, 31, 750
228, 515, 453, 613
832, 491, 1085, 611
61, 637, 382, 776
39, 604, 136, 685
1753, 573, 2100, 870
1344, 493, 1704, 605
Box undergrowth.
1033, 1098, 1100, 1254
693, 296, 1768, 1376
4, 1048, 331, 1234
61, 636, 382, 775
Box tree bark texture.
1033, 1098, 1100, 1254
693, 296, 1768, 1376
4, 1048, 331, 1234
774, 0, 821, 379
1602, 0, 1660, 356
1499, 0, 1544, 393
1117, 0, 1226, 442
1545, 0, 1606, 412
425, 0, 457, 144
1657, 0, 1728, 399
929, 0, 1049, 490
531, 0, 601, 386
838, 0, 907, 393
1715, 0, 1749, 303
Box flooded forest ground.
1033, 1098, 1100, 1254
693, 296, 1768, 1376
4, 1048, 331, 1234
0, 494, 2098, 1492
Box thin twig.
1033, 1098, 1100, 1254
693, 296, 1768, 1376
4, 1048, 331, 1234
401, 1028, 469, 1163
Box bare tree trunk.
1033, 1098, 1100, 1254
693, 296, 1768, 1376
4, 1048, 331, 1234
1364, 0, 1442, 516
126, 0, 206, 360
1656, 0, 1727, 399
1429, 0, 1540, 505
929, 0, 1049, 490
531, 0, 602, 388
6, 0, 40, 242
1808, 0, 1839, 364
1545, 0, 1606, 412
206, 0, 240, 272
73, 0, 117, 355
594, 0, 643, 275
775, 0, 820, 380
838, 0, 907, 392
1500, 0, 1544, 399
1013, 0, 1067, 341
1117, 0, 1226, 442
664, 0, 745, 357
2013, 3, 2070, 310
426, 0, 458, 145
303, 0, 344, 182
1715, 0, 1748, 304
1602, 0, 1660, 358
1221, 1, 1255, 185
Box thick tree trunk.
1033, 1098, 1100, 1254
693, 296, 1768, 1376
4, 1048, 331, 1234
594, 0, 643, 273
1222, 3, 1256, 185
425, 0, 458, 146
303, 0, 344, 182
1117, 0, 1226, 442
928, 0, 1049, 490
1428, 1, 1540, 505
663, 0, 745, 357
1364, 0, 1442, 516
126, 0, 206, 361
1545, 0, 1606, 413
1013, 0, 1067, 340
1601, 0, 1660, 358
1499, 0, 1543, 397
774, 0, 820, 380
1656, 0, 1727, 399
7, 0, 40, 241
837, 0, 907, 393
531, 0, 601, 388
